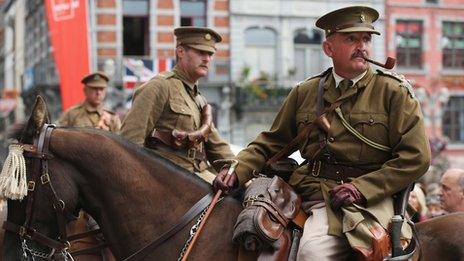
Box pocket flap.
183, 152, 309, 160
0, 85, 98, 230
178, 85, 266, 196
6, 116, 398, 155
170, 102, 192, 115
342, 208, 365, 233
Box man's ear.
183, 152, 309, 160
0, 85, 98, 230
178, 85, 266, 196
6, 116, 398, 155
322, 40, 333, 58
176, 46, 185, 58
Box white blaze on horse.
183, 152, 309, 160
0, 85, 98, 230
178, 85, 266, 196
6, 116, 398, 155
1, 96, 463, 261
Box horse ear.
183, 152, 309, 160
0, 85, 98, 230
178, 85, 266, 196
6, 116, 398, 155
20, 96, 50, 143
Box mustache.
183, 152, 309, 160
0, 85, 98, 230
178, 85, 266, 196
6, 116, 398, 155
351, 51, 367, 59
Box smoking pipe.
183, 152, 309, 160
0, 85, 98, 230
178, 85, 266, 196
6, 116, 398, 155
362, 55, 396, 70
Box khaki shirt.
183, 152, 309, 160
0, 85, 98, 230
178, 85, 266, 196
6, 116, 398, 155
57, 101, 121, 132
234, 67, 431, 236
120, 65, 234, 173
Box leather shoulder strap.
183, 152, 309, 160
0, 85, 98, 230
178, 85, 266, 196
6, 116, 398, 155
266, 71, 343, 166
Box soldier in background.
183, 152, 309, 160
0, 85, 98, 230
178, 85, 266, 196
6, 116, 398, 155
57, 72, 119, 261
57, 72, 121, 132
120, 27, 234, 184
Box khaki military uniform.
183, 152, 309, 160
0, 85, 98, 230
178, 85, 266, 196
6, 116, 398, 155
120, 65, 234, 179
234, 67, 430, 237
57, 101, 121, 132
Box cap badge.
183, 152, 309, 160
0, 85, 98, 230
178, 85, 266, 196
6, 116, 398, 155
205, 33, 211, 40
360, 14, 365, 23
93, 75, 100, 80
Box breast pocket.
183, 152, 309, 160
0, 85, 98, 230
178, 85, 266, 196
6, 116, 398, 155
296, 111, 318, 150
169, 100, 194, 130
350, 113, 390, 162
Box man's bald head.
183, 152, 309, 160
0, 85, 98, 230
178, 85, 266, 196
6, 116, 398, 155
440, 168, 464, 213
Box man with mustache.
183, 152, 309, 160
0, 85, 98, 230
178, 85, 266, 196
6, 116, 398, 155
121, 27, 234, 183
213, 6, 430, 260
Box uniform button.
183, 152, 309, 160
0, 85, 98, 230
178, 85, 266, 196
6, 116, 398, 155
181, 109, 185, 112
328, 137, 335, 142
369, 118, 374, 124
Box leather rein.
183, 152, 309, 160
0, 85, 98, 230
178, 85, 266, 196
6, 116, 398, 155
2, 123, 214, 260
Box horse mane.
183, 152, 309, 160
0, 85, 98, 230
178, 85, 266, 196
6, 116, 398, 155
54, 127, 212, 190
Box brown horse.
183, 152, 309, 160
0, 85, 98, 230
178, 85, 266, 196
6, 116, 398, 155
2, 97, 464, 260
2, 97, 247, 260
413, 212, 464, 261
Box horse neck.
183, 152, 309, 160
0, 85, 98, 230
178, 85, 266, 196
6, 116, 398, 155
51, 129, 211, 256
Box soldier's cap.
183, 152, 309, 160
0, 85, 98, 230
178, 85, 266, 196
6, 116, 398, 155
316, 6, 380, 36
174, 26, 222, 54
81, 72, 109, 88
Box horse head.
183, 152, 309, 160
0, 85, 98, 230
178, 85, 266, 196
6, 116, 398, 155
2, 96, 80, 260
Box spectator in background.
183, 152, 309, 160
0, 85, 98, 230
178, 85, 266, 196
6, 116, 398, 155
440, 168, 464, 213
409, 183, 428, 222
426, 183, 445, 218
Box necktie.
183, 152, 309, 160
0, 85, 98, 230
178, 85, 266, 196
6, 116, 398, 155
339, 79, 353, 95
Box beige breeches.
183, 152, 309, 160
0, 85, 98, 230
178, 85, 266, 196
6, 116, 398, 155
297, 204, 352, 261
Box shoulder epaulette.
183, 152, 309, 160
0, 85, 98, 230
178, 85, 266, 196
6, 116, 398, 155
297, 67, 333, 87
158, 71, 175, 79
376, 69, 415, 98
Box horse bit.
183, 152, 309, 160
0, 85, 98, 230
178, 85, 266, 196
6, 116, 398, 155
2, 124, 76, 260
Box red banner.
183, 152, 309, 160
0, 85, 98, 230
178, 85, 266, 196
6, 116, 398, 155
45, 0, 90, 110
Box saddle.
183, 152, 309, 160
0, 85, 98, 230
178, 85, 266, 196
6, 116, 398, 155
233, 176, 301, 259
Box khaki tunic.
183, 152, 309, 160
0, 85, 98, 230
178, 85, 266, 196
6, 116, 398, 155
234, 67, 431, 236
57, 101, 121, 132
120, 65, 234, 173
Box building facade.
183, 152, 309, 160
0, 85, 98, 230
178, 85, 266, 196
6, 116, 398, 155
385, 0, 464, 168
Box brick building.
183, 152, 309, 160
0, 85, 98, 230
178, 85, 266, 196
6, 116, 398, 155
385, 0, 464, 168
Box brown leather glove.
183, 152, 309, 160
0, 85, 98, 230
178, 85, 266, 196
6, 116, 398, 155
212, 166, 238, 193
329, 183, 366, 210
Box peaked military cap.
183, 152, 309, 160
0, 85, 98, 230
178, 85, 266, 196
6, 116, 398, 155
316, 6, 380, 36
81, 72, 109, 88
174, 26, 222, 54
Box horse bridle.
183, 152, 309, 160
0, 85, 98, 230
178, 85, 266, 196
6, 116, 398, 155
2, 123, 76, 259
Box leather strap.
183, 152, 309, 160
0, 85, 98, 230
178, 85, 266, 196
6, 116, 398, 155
243, 197, 289, 227
147, 137, 206, 161
123, 193, 213, 261
2, 221, 68, 250
307, 160, 371, 182
266, 71, 345, 166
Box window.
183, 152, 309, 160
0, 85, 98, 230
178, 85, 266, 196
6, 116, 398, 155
180, 0, 206, 27
396, 20, 423, 68
443, 96, 464, 142
293, 29, 324, 80
244, 27, 277, 80
425, 0, 438, 3
123, 0, 149, 56
442, 22, 464, 69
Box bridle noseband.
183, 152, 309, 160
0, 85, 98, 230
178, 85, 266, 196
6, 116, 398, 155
2, 124, 74, 259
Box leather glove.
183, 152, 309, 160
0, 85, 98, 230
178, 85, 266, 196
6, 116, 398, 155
329, 183, 366, 210
212, 166, 238, 193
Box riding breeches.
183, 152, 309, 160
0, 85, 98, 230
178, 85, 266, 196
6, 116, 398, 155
297, 203, 352, 261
